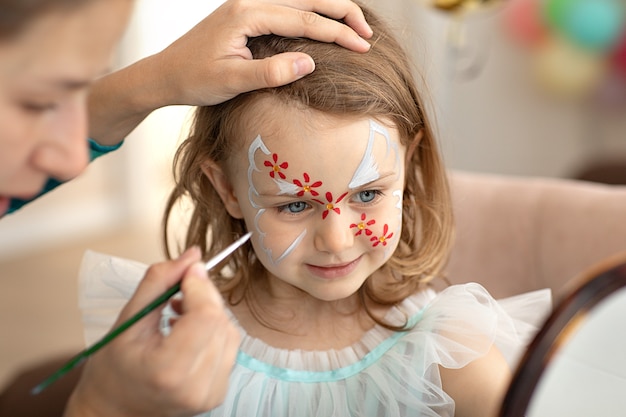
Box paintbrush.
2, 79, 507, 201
31, 232, 252, 395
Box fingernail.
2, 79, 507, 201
179, 246, 201, 261
363, 24, 374, 38
294, 56, 315, 77
189, 262, 208, 280
358, 36, 371, 50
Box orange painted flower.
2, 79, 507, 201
264, 153, 288, 179
350, 213, 376, 236
314, 191, 348, 219
293, 173, 322, 197
371, 224, 393, 247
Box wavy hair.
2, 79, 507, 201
163, 4, 454, 329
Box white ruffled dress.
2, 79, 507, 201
79, 250, 552, 417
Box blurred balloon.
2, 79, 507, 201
544, 0, 625, 51
499, 0, 625, 99
534, 35, 607, 98
565, 0, 625, 51
611, 32, 626, 77
543, 0, 578, 28
502, 0, 549, 46
432, 0, 502, 13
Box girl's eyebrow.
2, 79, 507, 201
256, 171, 398, 199
350, 171, 397, 190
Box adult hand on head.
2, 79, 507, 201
151, 0, 373, 106
64, 247, 240, 417
89, 0, 372, 146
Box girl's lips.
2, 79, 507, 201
306, 256, 362, 280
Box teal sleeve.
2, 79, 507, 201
7, 138, 123, 214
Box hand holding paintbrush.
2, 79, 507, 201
40, 234, 249, 416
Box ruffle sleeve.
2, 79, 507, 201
78, 250, 147, 345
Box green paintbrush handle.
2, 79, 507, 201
31, 231, 251, 395
31, 281, 181, 395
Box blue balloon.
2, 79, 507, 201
564, 0, 625, 51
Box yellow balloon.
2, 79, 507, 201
432, 0, 500, 13
433, 0, 465, 10
533, 35, 607, 98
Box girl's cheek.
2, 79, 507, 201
252, 208, 309, 266
348, 198, 402, 250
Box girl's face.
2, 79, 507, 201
210, 108, 407, 302
0, 0, 132, 216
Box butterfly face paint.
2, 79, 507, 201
226, 114, 406, 302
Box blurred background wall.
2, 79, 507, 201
1, 0, 625, 389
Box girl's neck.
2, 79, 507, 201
229, 277, 389, 351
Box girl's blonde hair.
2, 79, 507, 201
163, 4, 454, 326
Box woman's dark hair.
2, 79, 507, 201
0, 0, 98, 38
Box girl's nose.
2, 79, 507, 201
313, 210, 355, 254
31, 95, 89, 181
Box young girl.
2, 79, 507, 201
80, 4, 550, 416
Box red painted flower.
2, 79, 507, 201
371, 224, 393, 247
264, 153, 288, 179
350, 213, 376, 236
314, 191, 348, 219
293, 173, 322, 197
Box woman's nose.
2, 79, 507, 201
313, 210, 355, 254
32, 95, 89, 181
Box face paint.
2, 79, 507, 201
228, 114, 406, 302
274, 229, 307, 264
264, 153, 288, 179
348, 120, 381, 189
345, 122, 403, 255
387, 189, 404, 256
247, 135, 307, 264
348, 120, 401, 189
350, 213, 376, 236
293, 173, 322, 197
254, 205, 307, 265
313, 191, 349, 219
371, 224, 394, 247
247, 119, 405, 262
247, 135, 271, 209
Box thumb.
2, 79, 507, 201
238, 52, 316, 90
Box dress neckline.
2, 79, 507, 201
226, 289, 436, 376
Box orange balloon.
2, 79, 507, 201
502, 0, 549, 47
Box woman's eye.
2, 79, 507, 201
21, 102, 57, 113
355, 190, 382, 204
278, 201, 309, 214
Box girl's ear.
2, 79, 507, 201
201, 162, 244, 219
405, 129, 424, 166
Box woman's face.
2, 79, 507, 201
0, 0, 132, 216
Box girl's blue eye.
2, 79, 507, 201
279, 201, 308, 214
356, 190, 380, 203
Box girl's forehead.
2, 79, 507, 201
241, 117, 405, 195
